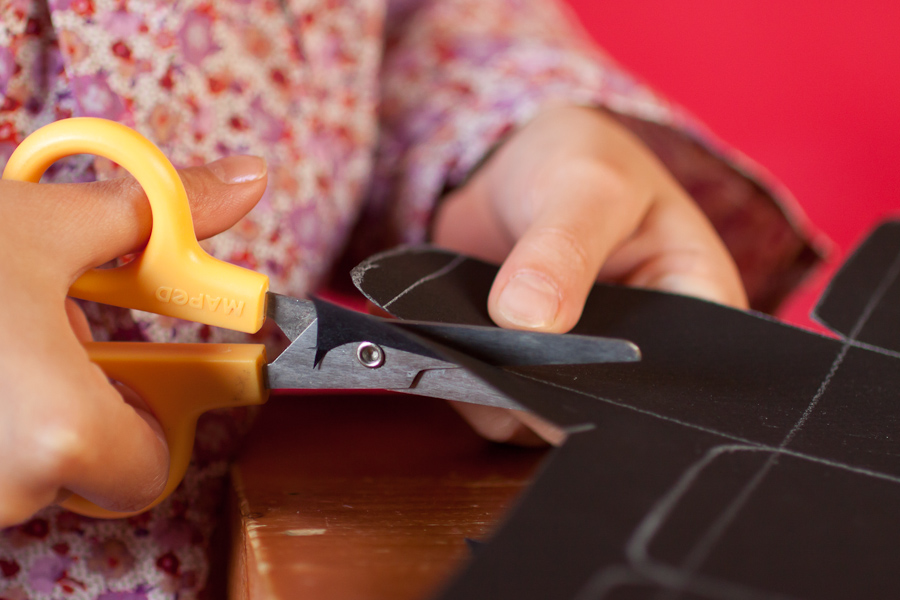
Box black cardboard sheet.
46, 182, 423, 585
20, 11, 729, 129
351, 222, 900, 600
814, 221, 900, 353
312, 297, 442, 364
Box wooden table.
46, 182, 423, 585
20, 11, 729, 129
227, 394, 547, 600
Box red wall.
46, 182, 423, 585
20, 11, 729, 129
563, 1, 900, 328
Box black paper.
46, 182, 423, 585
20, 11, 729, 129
352, 221, 900, 600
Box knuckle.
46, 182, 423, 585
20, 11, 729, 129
28, 418, 93, 480
524, 226, 592, 279
28, 369, 109, 480
92, 175, 142, 202
540, 155, 632, 201
457, 405, 529, 444
87, 176, 149, 227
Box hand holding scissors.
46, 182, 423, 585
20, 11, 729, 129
1, 118, 639, 522
0, 123, 268, 526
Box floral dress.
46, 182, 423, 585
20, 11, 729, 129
0, 0, 820, 598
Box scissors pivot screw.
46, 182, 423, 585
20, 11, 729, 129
356, 342, 385, 368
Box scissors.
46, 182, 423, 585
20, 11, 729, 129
3, 118, 641, 519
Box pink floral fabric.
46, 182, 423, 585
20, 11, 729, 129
0, 0, 820, 598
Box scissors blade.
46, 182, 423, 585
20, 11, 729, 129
265, 292, 317, 342
392, 321, 640, 366
265, 294, 464, 392
263, 294, 640, 413
267, 323, 527, 410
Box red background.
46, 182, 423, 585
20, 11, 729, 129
563, 1, 900, 329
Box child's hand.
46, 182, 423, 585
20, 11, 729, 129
432, 105, 747, 444
0, 156, 266, 527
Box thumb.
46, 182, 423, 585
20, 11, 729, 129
36, 155, 267, 276
487, 179, 645, 333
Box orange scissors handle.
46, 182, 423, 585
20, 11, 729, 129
3, 118, 269, 333
2, 118, 271, 518
72, 342, 268, 518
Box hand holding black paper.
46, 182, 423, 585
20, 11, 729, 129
432, 105, 747, 443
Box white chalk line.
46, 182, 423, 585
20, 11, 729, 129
576, 247, 900, 599
644, 246, 900, 600
383, 255, 466, 309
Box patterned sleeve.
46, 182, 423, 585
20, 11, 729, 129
360, 0, 826, 313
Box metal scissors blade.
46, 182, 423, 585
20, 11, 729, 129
264, 293, 641, 411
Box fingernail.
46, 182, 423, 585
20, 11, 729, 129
207, 155, 267, 184
497, 271, 560, 329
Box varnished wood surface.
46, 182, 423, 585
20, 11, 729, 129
228, 394, 547, 600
